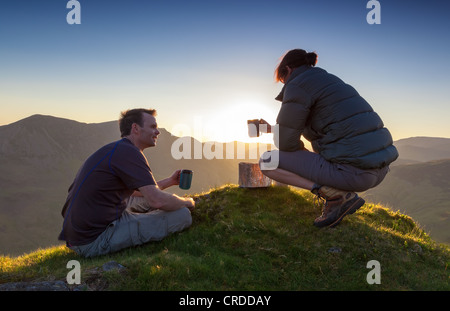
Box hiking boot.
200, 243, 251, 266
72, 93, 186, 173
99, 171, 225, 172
312, 186, 365, 228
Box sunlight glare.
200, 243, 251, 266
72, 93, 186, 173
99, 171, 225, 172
201, 99, 276, 144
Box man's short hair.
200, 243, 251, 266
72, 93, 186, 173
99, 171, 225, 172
119, 108, 157, 137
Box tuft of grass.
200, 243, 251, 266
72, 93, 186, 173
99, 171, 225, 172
1, 184, 449, 290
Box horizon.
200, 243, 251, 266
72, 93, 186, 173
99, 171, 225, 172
3, 113, 450, 143
1, 1, 450, 142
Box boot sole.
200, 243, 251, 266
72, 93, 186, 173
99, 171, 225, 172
328, 197, 365, 228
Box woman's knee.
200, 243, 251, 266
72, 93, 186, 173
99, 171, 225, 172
259, 150, 280, 172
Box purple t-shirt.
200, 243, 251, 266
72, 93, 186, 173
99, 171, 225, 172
58, 138, 156, 246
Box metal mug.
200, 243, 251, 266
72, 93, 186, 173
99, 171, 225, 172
179, 169, 193, 190
247, 119, 260, 137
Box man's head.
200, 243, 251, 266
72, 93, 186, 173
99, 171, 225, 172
119, 108, 156, 137
119, 108, 160, 150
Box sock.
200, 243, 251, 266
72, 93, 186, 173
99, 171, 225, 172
311, 183, 322, 194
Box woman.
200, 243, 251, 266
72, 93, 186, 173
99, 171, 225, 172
259, 49, 398, 228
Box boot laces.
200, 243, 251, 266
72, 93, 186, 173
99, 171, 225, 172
314, 193, 328, 215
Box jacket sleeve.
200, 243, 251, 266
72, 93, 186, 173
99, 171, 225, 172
275, 84, 312, 151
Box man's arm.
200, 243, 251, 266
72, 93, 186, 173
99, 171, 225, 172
138, 184, 195, 212
156, 170, 181, 190
131, 170, 181, 197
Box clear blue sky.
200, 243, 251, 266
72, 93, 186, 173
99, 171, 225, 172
1, 0, 449, 142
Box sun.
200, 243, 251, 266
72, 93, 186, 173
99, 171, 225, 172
201, 99, 277, 144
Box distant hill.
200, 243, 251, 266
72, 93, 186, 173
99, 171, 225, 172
0, 114, 119, 161
0, 115, 271, 256
392, 136, 450, 165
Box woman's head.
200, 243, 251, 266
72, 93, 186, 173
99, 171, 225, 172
275, 49, 318, 83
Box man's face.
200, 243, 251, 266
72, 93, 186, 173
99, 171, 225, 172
136, 113, 160, 148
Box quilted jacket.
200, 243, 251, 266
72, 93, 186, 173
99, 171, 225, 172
274, 65, 398, 169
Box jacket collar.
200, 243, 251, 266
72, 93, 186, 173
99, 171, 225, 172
275, 65, 312, 102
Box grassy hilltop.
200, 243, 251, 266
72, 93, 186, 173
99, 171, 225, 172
1, 185, 449, 291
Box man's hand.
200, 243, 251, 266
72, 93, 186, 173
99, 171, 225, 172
184, 197, 195, 212
138, 184, 195, 212
169, 169, 182, 187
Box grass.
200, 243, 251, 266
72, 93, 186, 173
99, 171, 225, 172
363, 160, 450, 245
1, 184, 449, 291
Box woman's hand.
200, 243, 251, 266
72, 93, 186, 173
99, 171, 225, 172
259, 119, 272, 133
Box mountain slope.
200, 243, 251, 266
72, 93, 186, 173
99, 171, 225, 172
0, 114, 119, 161
393, 136, 450, 165
1, 185, 449, 291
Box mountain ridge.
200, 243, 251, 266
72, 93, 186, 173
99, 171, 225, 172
392, 136, 450, 165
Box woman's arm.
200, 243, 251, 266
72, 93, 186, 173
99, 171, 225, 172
276, 85, 312, 151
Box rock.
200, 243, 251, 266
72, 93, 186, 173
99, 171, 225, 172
238, 162, 272, 188
328, 247, 342, 253
0, 281, 69, 291
411, 243, 423, 254
102, 261, 126, 272
0, 262, 126, 291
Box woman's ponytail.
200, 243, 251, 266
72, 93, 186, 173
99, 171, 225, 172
275, 49, 318, 83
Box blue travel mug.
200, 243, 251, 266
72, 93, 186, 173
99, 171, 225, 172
179, 169, 193, 190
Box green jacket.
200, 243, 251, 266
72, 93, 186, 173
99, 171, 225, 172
275, 65, 398, 169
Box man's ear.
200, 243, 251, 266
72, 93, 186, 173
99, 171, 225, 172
131, 123, 140, 135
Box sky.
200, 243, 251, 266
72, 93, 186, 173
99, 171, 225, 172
1, 0, 450, 143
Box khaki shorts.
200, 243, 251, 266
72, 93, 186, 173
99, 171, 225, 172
70, 197, 192, 258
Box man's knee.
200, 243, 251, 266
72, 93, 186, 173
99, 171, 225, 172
180, 207, 193, 228
169, 207, 192, 233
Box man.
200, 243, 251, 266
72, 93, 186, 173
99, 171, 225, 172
58, 108, 194, 258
